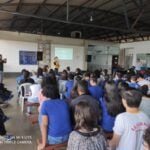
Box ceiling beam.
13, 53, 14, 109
122, 0, 130, 29
22, 0, 47, 31
29, 0, 68, 33
131, 0, 149, 29
0, 0, 15, 8
44, 0, 93, 33
48, 0, 150, 34
0, 9, 137, 33
9, 0, 23, 30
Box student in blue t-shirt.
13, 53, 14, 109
99, 81, 125, 132
64, 73, 74, 100
37, 85, 72, 150
88, 76, 104, 101
128, 75, 140, 89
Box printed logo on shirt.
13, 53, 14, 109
131, 122, 149, 131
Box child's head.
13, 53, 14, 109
130, 75, 137, 82
141, 85, 149, 97
68, 73, 74, 80
90, 76, 97, 86
23, 70, 30, 79
83, 72, 90, 81
121, 90, 142, 108
41, 85, 60, 99
74, 101, 99, 131
77, 80, 89, 95
143, 127, 150, 150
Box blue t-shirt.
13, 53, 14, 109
41, 99, 72, 137
16, 75, 24, 84
65, 80, 74, 99
99, 97, 115, 132
88, 85, 104, 101
128, 82, 140, 89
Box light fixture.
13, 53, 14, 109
90, 16, 93, 22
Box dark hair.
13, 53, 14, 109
49, 69, 55, 74
103, 69, 108, 75
75, 68, 82, 76
94, 70, 100, 78
70, 85, 79, 99
74, 101, 99, 131
75, 75, 82, 81
118, 81, 130, 92
130, 75, 137, 82
37, 67, 43, 77
121, 90, 142, 108
49, 72, 57, 84
41, 85, 60, 99
90, 76, 97, 83
23, 70, 30, 79
104, 81, 125, 117
83, 72, 90, 78
137, 73, 144, 79
143, 127, 150, 149
41, 76, 57, 88
66, 66, 70, 71
141, 85, 149, 96
60, 72, 68, 80
43, 65, 48, 72
21, 69, 26, 74
68, 73, 74, 80
77, 80, 89, 95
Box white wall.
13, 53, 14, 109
87, 45, 120, 72
0, 30, 120, 72
0, 31, 87, 72
51, 44, 85, 71
0, 40, 38, 72
120, 41, 150, 67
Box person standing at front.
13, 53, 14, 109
0, 54, 7, 83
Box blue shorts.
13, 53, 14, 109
47, 134, 69, 144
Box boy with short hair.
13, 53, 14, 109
128, 75, 140, 89
109, 90, 150, 150
88, 76, 104, 101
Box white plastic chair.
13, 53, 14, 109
18, 83, 32, 112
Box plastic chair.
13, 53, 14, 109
18, 83, 32, 112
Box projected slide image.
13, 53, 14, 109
55, 47, 73, 60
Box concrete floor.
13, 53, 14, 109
0, 76, 40, 150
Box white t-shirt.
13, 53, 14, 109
140, 97, 150, 118
113, 111, 150, 150
138, 79, 150, 87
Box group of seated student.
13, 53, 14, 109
14, 66, 150, 150
0, 82, 13, 108
0, 74, 13, 108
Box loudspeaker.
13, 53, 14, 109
87, 55, 92, 62
37, 51, 43, 61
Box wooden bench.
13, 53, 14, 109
44, 142, 67, 150
25, 101, 39, 107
